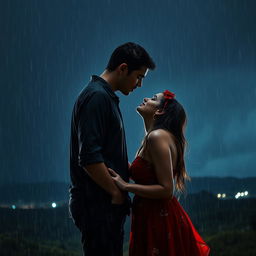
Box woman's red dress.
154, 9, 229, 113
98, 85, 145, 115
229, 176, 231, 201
129, 156, 210, 256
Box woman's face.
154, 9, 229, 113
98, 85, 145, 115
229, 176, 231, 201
137, 93, 164, 118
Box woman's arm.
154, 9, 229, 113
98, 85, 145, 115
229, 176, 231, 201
126, 184, 172, 199
110, 130, 174, 199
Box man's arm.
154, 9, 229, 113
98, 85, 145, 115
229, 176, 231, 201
77, 92, 124, 204
84, 162, 125, 204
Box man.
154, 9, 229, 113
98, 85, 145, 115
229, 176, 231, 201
69, 42, 155, 256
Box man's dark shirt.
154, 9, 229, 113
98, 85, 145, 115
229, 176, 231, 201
69, 75, 129, 204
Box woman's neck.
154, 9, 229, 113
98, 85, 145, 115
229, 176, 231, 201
143, 118, 154, 133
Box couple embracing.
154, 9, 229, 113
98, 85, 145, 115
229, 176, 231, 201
69, 42, 210, 256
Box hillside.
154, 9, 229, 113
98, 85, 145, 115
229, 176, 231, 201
0, 177, 255, 204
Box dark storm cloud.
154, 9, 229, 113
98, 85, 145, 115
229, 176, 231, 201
0, 0, 255, 183
184, 69, 256, 177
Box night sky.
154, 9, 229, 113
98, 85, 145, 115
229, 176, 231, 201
1, 0, 255, 184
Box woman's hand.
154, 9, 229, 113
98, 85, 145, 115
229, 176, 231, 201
108, 168, 128, 191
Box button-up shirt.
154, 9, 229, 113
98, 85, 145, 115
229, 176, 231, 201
69, 75, 129, 203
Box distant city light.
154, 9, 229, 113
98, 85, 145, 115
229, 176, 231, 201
11, 205, 16, 210
51, 202, 57, 208
235, 191, 249, 199
217, 193, 226, 199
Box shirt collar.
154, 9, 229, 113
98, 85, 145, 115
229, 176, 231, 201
91, 75, 119, 102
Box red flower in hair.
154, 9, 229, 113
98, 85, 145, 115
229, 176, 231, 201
163, 90, 175, 100
163, 90, 175, 109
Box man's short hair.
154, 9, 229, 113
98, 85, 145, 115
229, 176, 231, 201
106, 42, 156, 74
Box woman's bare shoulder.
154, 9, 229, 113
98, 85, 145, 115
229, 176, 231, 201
147, 129, 175, 146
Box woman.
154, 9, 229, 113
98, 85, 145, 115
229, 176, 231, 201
109, 90, 210, 256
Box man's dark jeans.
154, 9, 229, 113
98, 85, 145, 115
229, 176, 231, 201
69, 197, 129, 256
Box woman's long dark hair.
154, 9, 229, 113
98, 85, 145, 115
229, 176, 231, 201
137, 97, 190, 193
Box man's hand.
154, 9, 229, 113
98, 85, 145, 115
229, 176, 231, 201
111, 189, 125, 205
84, 163, 125, 205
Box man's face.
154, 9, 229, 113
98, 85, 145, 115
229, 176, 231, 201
120, 66, 149, 95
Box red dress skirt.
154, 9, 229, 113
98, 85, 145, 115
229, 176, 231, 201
129, 156, 210, 256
